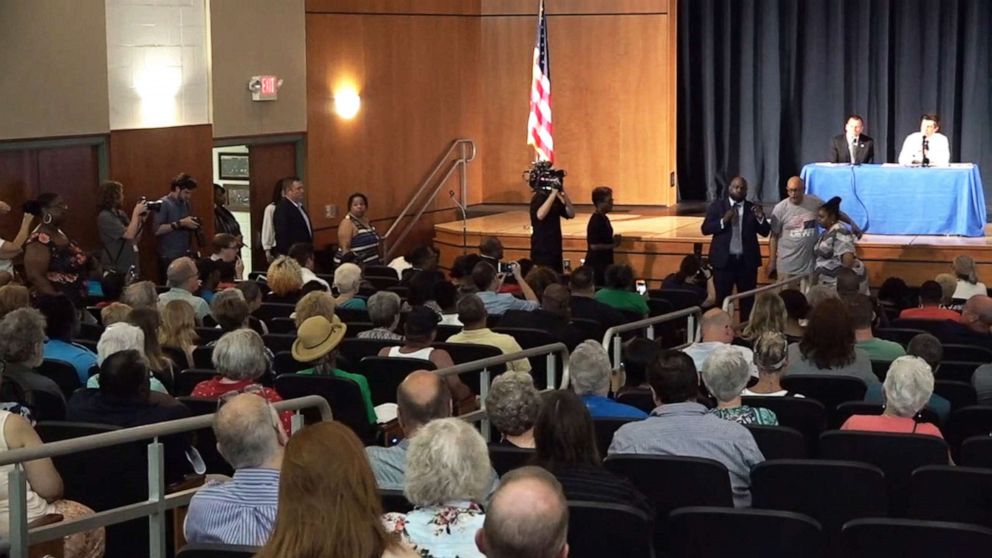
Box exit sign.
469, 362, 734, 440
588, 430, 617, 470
250, 75, 280, 101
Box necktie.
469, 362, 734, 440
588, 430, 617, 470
849, 138, 857, 163
730, 203, 743, 255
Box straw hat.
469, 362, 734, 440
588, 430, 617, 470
292, 315, 347, 362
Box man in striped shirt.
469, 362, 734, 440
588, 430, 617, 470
184, 394, 287, 546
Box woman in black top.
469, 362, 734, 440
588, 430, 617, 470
533, 390, 653, 517
585, 186, 621, 286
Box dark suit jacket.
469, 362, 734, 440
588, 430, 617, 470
273, 198, 313, 255
829, 133, 875, 164
700, 198, 771, 270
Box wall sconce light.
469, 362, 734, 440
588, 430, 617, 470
333, 88, 361, 119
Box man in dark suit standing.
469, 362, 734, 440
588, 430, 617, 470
701, 176, 771, 319
272, 176, 312, 256
828, 114, 874, 164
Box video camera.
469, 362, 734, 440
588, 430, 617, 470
523, 160, 566, 193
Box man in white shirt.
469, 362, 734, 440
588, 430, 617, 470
898, 113, 950, 166
287, 242, 329, 290
681, 308, 758, 378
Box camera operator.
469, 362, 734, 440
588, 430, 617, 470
98, 180, 152, 278
154, 173, 202, 283
662, 254, 717, 308
528, 164, 574, 272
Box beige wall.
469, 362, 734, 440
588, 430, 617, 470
0, 0, 110, 140
210, 0, 307, 138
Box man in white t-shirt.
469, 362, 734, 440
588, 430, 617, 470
682, 308, 758, 378
898, 113, 950, 167
767, 176, 862, 280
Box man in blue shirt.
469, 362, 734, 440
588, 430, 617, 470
154, 173, 203, 283
472, 261, 540, 316
184, 393, 286, 546
569, 340, 646, 420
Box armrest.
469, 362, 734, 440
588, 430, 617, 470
167, 474, 206, 493
27, 513, 64, 528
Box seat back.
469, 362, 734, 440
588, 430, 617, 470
363, 265, 398, 279
192, 346, 215, 369
933, 379, 977, 410
945, 405, 992, 451
818, 430, 948, 516
780, 374, 868, 416
487, 444, 535, 476
833, 401, 941, 429
435, 324, 461, 342
615, 389, 655, 414
336, 307, 371, 324
338, 338, 398, 370
841, 518, 992, 558
261, 333, 296, 354
960, 436, 992, 469
77, 322, 104, 342
161, 346, 192, 371
36, 359, 82, 399
941, 344, 992, 363
870, 360, 890, 382
751, 459, 886, 545
744, 425, 807, 460
267, 317, 296, 334
272, 350, 312, 376
571, 317, 605, 342
253, 303, 295, 322
194, 327, 224, 343
669, 506, 824, 558
567, 501, 654, 558
874, 327, 926, 347
935, 360, 981, 383
647, 288, 704, 311
433, 342, 504, 395
358, 357, 435, 405
741, 396, 826, 454
909, 465, 992, 527
379, 489, 414, 514
175, 369, 218, 397
1, 382, 66, 422
491, 327, 562, 389
274, 374, 373, 443
888, 318, 944, 335
175, 396, 233, 477
175, 544, 260, 558
592, 418, 639, 459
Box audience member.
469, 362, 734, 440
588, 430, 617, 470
36, 294, 97, 384
863, 352, 949, 425
784, 297, 878, 386
524, 266, 559, 304
0, 308, 65, 411
157, 257, 210, 323
265, 256, 304, 304
254, 422, 417, 558
210, 288, 250, 332
208, 233, 244, 282
497, 284, 584, 351
446, 294, 530, 372
383, 418, 491, 558
184, 393, 287, 546
682, 308, 757, 377
98, 271, 127, 306
779, 289, 807, 342
805, 284, 839, 310
366, 370, 451, 489
933, 295, 992, 346
122, 280, 158, 310
159, 299, 198, 368
0, 284, 29, 319
849, 294, 905, 362
333, 262, 366, 310
533, 390, 652, 516
472, 261, 539, 315
567, 266, 625, 332
594, 264, 648, 317
609, 349, 764, 507
88, 322, 167, 393
485, 371, 540, 448
190, 329, 291, 432
739, 292, 787, 346
952, 255, 987, 301
435, 281, 460, 325
906, 333, 943, 371
399, 246, 442, 285
899, 280, 961, 321
235, 280, 269, 335
934, 273, 959, 308
292, 290, 335, 329
194, 257, 224, 302
293, 316, 377, 424
475, 467, 569, 558
287, 242, 329, 291
405, 270, 443, 318
702, 346, 778, 425
841, 356, 944, 440
450, 253, 482, 293
478, 237, 504, 271
877, 277, 913, 315
128, 306, 176, 389
570, 340, 646, 419
618, 337, 659, 390
835, 267, 863, 298
743, 332, 802, 397
358, 291, 403, 340
661, 254, 715, 306
100, 301, 131, 327
378, 307, 473, 408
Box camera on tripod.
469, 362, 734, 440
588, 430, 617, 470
523, 160, 566, 192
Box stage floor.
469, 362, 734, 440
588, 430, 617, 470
434, 208, 992, 287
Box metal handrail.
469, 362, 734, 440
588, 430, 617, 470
3, 396, 331, 558
721, 272, 813, 321
382, 138, 477, 259
434, 342, 570, 440
602, 307, 704, 369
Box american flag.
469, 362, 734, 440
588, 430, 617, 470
527, 0, 553, 163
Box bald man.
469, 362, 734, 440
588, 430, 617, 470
366, 370, 452, 490
768, 177, 863, 281
476, 466, 569, 558
681, 308, 758, 377
185, 393, 286, 546
934, 295, 992, 347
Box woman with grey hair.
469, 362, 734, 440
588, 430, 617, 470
357, 291, 402, 341
86, 322, 169, 394
383, 418, 491, 558
742, 332, 802, 397
189, 329, 292, 432
121, 280, 158, 310
485, 371, 541, 448
569, 340, 646, 419
702, 345, 778, 425
841, 356, 943, 439
0, 308, 65, 411
333, 262, 366, 310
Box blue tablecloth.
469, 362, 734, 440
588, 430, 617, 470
799, 163, 987, 237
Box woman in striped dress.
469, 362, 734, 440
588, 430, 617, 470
335, 192, 382, 265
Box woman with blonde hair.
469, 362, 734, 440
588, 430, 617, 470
265, 256, 304, 304
952, 255, 987, 301
127, 307, 175, 389
0, 284, 30, 319
741, 292, 787, 344
255, 422, 416, 558
159, 299, 198, 368
293, 290, 336, 329
334, 262, 366, 310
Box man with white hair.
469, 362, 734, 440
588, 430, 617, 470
476, 466, 569, 558
569, 340, 646, 419
681, 308, 757, 377
185, 393, 287, 546
157, 257, 210, 323
841, 356, 943, 439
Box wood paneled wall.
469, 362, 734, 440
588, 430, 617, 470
108, 125, 215, 279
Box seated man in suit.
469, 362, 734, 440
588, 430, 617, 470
828, 114, 874, 164
272, 176, 312, 256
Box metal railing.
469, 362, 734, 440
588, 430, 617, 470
1, 396, 332, 558
434, 342, 570, 440
721, 272, 813, 321
382, 138, 477, 260
602, 307, 704, 369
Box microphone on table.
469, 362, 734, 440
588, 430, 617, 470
921, 136, 930, 168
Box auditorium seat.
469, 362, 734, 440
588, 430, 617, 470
647, 288, 704, 311
175, 369, 218, 397
945, 406, 992, 454
194, 327, 223, 343
615, 388, 655, 414
780, 375, 868, 419
261, 333, 295, 354
567, 501, 654, 558
192, 346, 214, 369
841, 517, 992, 558
744, 425, 807, 460
358, 356, 435, 405
487, 444, 534, 476
960, 436, 992, 469
935, 361, 981, 383
37, 359, 82, 399
253, 302, 295, 323
933, 379, 977, 411
267, 316, 296, 334
592, 418, 639, 458
941, 344, 992, 364
379, 489, 414, 514
77, 322, 104, 342
669, 506, 825, 558
874, 327, 926, 347
909, 465, 992, 527
176, 544, 259, 558
274, 373, 373, 444
742, 395, 827, 455
432, 342, 503, 395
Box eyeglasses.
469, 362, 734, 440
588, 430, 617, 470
217, 384, 284, 432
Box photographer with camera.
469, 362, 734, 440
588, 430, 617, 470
98, 180, 152, 278
528, 162, 574, 272
662, 255, 717, 308
154, 173, 203, 283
